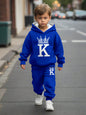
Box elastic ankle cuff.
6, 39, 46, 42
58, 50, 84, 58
46, 97, 52, 101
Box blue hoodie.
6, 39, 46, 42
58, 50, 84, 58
19, 23, 65, 67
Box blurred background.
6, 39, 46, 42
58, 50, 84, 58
0, 1, 86, 114
0, 0, 86, 38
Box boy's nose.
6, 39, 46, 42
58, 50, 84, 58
41, 18, 45, 21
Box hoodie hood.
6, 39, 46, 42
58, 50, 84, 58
31, 22, 56, 33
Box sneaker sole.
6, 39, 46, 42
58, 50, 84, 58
45, 106, 54, 111
46, 108, 54, 111
35, 102, 42, 106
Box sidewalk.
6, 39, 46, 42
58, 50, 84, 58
0, 26, 31, 72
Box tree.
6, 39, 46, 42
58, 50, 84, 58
43, 0, 56, 7
58, 0, 72, 8
43, 0, 72, 8
82, 0, 86, 10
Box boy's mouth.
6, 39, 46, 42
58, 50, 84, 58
41, 23, 45, 25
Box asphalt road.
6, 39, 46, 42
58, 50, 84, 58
0, 19, 86, 115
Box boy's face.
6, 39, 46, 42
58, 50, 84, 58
35, 12, 51, 29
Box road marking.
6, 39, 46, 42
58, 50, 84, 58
77, 30, 86, 36
72, 40, 86, 43
62, 40, 86, 43
62, 40, 67, 43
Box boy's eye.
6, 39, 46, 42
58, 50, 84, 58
38, 17, 42, 19
44, 17, 47, 19
38, 17, 48, 20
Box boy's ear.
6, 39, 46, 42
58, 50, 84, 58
34, 16, 37, 21
49, 16, 51, 20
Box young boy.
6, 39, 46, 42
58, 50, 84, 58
19, 4, 65, 111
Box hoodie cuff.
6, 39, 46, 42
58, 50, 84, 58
58, 64, 63, 68
20, 61, 26, 65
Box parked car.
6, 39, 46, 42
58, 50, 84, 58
51, 11, 60, 19
66, 11, 73, 19
54, 11, 60, 18
73, 10, 86, 20
58, 12, 66, 19
51, 12, 55, 19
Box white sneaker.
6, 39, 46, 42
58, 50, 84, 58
45, 100, 54, 111
35, 94, 43, 105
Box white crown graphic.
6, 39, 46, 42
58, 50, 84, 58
37, 36, 50, 44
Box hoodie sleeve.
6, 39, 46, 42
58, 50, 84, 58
19, 33, 32, 65
54, 32, 65, 67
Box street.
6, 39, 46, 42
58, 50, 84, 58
0, 19, 86, 115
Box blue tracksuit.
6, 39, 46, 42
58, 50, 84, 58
19, 23, 65, 100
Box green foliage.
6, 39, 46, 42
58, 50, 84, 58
82, 0, 86, 10
58, 0, 72, 7
43, 0, 72, 8
43, 0, 56, 7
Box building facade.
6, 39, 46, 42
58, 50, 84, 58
72, 0, 82, 9
33, 0, 43, 6
0, 0, 34, 36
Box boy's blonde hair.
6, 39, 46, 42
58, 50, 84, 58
34, 3, 51, 17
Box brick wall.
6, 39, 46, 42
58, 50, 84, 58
11, 0, 16, 35
28, 0, 31, 15
0, 0, 10, 21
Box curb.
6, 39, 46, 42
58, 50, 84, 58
0, 26, 30, 72
0, 47, 21, 72
0, 60, 7, 72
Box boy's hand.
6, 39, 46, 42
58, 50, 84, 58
21, 65, 25, 70
58, 67, 62, 71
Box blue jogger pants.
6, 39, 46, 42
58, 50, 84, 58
31, 65, 56, 100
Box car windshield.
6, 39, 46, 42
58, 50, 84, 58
59, 13, 65, 16
67, 11, 73, 14
76, 10, 86, 15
